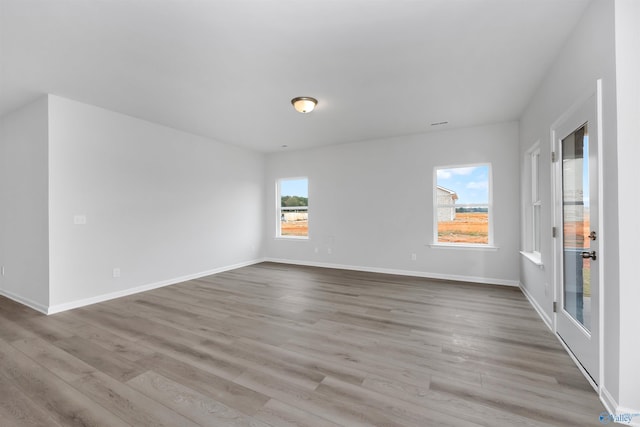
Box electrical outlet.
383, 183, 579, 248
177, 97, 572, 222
411, 253, 417, 261
113, 268, 121, 278
327, 248, 332, 254
73, 215, 87, 225
314, 247, 319, 254
1, 266, 5, 276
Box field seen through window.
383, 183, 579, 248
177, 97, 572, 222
437, 212, 489, 244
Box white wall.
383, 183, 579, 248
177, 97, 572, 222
519, 0, 639, 415
0, 97, 50, 312
519, 0, 617, 334
614, 0, 640, 414
47, 96, 264, 311
519, 1, 619, 332
265, 121, 520, 285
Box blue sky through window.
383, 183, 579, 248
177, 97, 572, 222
280, 178, 308, 198
436, 165, 489, 205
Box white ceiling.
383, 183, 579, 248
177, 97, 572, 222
0, 0, 590, 152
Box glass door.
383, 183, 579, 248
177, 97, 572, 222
554, 93, 599, 385
562, 124, 592, 330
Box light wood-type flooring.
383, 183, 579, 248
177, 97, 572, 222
0, 262, 606, 426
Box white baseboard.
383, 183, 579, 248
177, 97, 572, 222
0, 288, 49, 315
4, 258, 518, 315
46, 259, 264, 315
601, 387, 618, 416
519, 283, 553, 331
263, 258, 520, 287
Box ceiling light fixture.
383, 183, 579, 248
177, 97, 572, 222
291, 97, 318, 113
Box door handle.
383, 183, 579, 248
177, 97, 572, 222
581, 251, 597, 261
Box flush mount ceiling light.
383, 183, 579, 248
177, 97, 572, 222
291, 97, 318, 113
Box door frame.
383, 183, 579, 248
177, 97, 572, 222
550, 79, 605, 393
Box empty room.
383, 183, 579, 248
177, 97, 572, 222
1, 0, 638, 426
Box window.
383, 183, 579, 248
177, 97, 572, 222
521, 142, 543, 265
276, 177, 308, 238
434, 164, 492, 246
530, 146, 541, 255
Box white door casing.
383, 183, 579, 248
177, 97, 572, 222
552, 84, 601, 386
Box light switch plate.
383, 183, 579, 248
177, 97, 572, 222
73, 215, 87, 225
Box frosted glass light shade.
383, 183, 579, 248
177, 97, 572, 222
291, 97, 317, 113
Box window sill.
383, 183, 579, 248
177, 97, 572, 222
428, 243, 499, 251
520, 251, 544, 268
274, 236, 309, 241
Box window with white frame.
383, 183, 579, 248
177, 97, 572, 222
276, 177, 308, 238
530, 145, 541, 254
434, 164, 492, 246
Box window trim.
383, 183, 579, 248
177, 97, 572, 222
524, 142, 542, 258
276, 176, 309, 240
521, 141, 543, 266
530, 145, 542, 256
432, 163, 493, 247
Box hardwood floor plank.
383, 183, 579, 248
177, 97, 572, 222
234, 368, 405, 427
132, 324, 246, 381
429, 376, 601, 427
0, 374, 62, 427
0, 315, 39, 342
54, 336, 145, 382
137, 351, 270, 416
20, 316, 75, 343
11, 336, 96, 382
70, 370, 200, 427
0, 338, 130, 427
315, 375, 483, 427
0, 296, 42, 322
282, 335, 483, 389
359, 375, 552, 427
0, 262, 606, 426
199, 338, 326, 391
479, 373, 603, 414
235, 337, 367, 386
127, 370, 270, 427
254, 399, 342, 427
50, 314, 156, 362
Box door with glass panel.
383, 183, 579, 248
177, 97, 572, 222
554, 92, 599, 384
